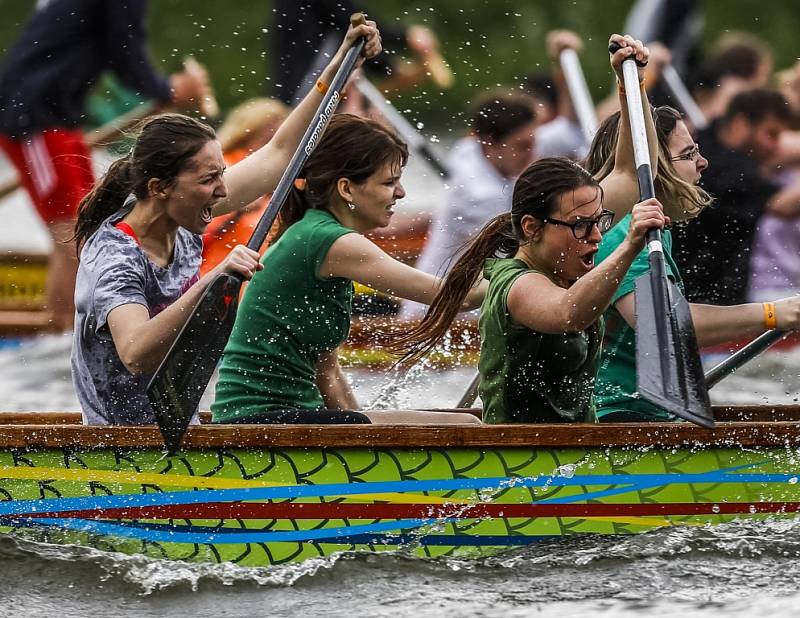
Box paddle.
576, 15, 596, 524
705, 330, 788, 388
612, 41, 713, 428
660, 64, 708, 131
559, 48, 599, 143
147, 14, 368, 453
354, 77, 450, 179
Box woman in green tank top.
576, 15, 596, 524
212, 114, 484, 425
395, 35, 668, 424
587, 106, 800, 422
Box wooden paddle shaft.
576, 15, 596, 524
183, 56, 220, 119
559, 48, 598, 143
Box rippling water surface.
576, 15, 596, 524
2, 333, 800, 616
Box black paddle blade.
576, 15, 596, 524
147, 273, 242, 452
634, 273, 714, 428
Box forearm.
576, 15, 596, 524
559, 242, 639, 331
113, 271, 219, 375
603, 87, 658, 219
216, 51, 351, 215
690, 303, 765, 347
766, 183, 800, 217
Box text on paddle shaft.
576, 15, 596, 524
305, 92, 340, 155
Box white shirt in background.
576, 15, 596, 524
401, 137, 512, 319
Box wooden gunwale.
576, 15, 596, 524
0, 406, 799, 449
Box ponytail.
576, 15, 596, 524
394, 213, 517, 365
73, 156, 133, 255
395, 157, 599, 367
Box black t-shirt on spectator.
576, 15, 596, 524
672, 122, 780, 305
0, 0, 171, 137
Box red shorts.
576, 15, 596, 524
0, 128, 95, 224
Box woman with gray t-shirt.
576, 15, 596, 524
70, 21, 383, 424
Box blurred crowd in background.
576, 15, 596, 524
1, 0, 800, 325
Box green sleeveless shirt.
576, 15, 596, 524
478, 258, 603, 424
212, 209, 354, 422
594, 213, 682, 421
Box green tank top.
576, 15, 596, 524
478, 258, 603, 424
594, 213, 682, 421
212, 208, 354, 422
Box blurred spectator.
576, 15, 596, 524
692, 32, 774, 123
268, 0, 443, 104
0, 0, 207, 330
523, 74, 558, 126
673, 88, 799, 305
400, 93, 536, 318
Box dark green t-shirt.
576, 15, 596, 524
478, 258, 603, 424
594, 213, 683, 421
212, 209, 354, 422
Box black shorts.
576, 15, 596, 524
223, 408, 371, 425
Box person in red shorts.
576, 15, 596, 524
0, 0, 206, 329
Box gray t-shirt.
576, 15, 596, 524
71, 213, 203, 425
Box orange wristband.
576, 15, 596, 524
315, 79, 329, 95
617, 79, 646, 95
763, 302, 777, 329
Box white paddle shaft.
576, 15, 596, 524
559, 49, 598, 143
662, 64, 708, 130
621, 59, 651, 170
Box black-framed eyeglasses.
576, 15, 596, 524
670, 143, 700, 162
542, 209, 615, 239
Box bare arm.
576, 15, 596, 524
615, 293, 800, 348
766, 180, 800, 217
600, 34, 659, 221
212, 20, 382, 216
507, 199, 665, 333
315, 349, 358, 409
322, 233, 486, 310
107, 246, 262, 375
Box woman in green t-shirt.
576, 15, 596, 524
396, 155, 667, 424
212, 113, 484, 425
589, 106, 800, 422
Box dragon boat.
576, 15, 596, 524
1, 407, 800, 568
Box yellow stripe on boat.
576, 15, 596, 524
0, 466, 469, 504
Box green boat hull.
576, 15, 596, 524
1, 433, 799, 567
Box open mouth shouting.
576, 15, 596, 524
201, 206, 214, 224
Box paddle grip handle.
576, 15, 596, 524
607, 42, 649, 67
244, 15, 368, 252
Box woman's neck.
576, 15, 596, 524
514, 244, 571, 289
327, 202, 371, 234
122, 200, 178, 268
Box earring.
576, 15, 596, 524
347, 202, 356, 211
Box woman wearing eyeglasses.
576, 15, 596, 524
587, 105, 800, 422
394, 35, 666, 425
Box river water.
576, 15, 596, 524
1, 332, 800, 617
3, 155, 800, 616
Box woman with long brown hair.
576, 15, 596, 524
211, 112, 484, 425
396, 157, 666, 424
70, 21, 382, 425
588, 105, 800, 421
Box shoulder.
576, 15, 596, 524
80, 222, 145, 269
597, 213, 630, 261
